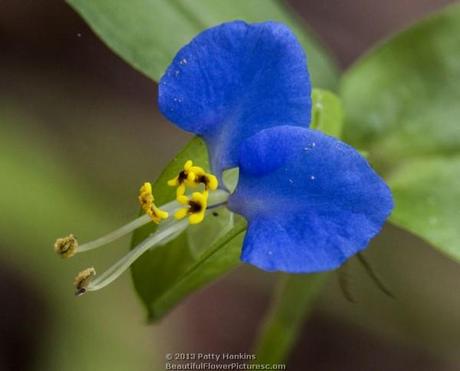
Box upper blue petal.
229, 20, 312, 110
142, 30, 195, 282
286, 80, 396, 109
228, 126, 393, 273
159, 21, 311, 176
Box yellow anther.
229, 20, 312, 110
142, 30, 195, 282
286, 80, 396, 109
54, 234, 78, 258
189, 166, 218, 191
138, 182, 169, 223
174, 191, 208, 224
167, 160, 197, 197
74, 267, 96, 296
168, 160, 219, 198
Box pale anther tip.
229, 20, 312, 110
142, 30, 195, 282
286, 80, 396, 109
54, 234, 78, 258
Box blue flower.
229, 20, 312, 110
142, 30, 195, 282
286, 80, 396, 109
160, 20, 393, 273
159, 20, 311, 177
56, 21, 393, 295
228, 126, 393, 272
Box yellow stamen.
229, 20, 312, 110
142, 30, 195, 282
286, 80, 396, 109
168, 160, 219, 198
167, 160, 197, 197
174, 191, 208, 224
138, 182, 169, 223
54, 234, 78, 258
74, 267, 96, 296
189, 166, 218, 191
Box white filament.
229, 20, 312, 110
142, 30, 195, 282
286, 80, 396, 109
77, 200, 179, 253
82, 189, 230, 292
77, 190, 229, 253
86, 219, 188, 291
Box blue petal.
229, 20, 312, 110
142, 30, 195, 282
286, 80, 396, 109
228, 126, 393, 273
159, 21, 311, 176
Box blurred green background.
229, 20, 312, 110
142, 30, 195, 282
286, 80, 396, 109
1, 1, 460, 370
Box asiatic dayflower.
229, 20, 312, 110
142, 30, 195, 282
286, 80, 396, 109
54, 20, 393, 295
159, 20, 393, 272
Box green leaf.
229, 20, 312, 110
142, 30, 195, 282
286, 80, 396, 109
151, 218, 246, 319
130, 137, 245, 321
341, 4, 460, 167
311, 88, 343, 138
186, 206, 235, 258
341, 4, 460, 261
132, 212, 246, 321
254, 274, 327, 363
388, 156, 460, 261
67, 0, 338, 89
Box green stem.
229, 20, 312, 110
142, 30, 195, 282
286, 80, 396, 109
253, 273, 328, 364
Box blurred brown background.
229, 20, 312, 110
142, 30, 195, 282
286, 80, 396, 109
1, 1, 459, 370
